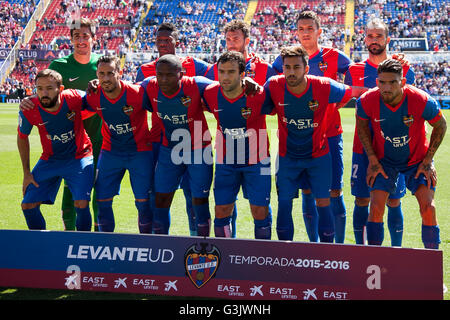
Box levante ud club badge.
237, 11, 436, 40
308, 100, 319, 112
184, 243, 221, 289
181, 96, 191, 107
66, 110, 76, 121
241, 106, 252, 119
403, 114, 414, 127
123, 105, 134, 116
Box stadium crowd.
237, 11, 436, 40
0, 0, 36, 50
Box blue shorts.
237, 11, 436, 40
371, 162, 435, 196
23, 156, 94, 204
95, 150, 153, 200
276, 153, 331, 200
351, 152, 406, 199
155, 145, 213, 198
214, 159, 271, 206
298, 134, 344, 191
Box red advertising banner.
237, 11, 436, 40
0, 230, 443, 300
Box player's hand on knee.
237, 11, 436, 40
22, 172, 39, 195
415, 161, 436, 189
19, 97, 36, 111
366, 161, 387, 188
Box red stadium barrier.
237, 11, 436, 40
0, 229, 443, 300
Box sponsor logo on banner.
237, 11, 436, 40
132, 278, 159, 291
184, 242, 221, 288
269, 286, 298, 299
217, 284, 244, 297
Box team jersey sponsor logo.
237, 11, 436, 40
403, 114, 414, 127
308, 100, 319, 112
123, 105, 134, 116
180, 96, 191, 107
241, 106, 252, 119
46, 130, 75, 143
66, 110, 76, 121
185, 242, 220, 289
318, 61, 328, 72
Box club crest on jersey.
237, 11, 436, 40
123, 105, 134, 116
66, 110, 76, 121
308, 100, 319, 112
181, 96, 191, 107
403, 114, 414, 127
245, 69, 256, 79
318, 61, 328, 72
185, 242, 221, 289
241, 106, 252, 119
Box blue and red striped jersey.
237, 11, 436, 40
273, 47, 352, 138
136, 56, 210, 145
345, 59, 416, 154
202, 82, 273, 165
84, 81, 152, 153
141, 76, 213, 150
356, 85, 442, 168
18, 89, 92, 161
205, 53, 278, 86
263, 75, 352, 159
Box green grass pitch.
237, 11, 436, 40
0, 103, 448, 299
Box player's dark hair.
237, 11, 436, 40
35, 69, 63, 87
296, 10, 321, 29
280, 46, 309, 67
157, 22, 179, 40
156, 54, 182, 71
217, 51, 246, 74
223, 20, 250, 39
69, 17, 96, 38
377, 59, 403, 77
97, 55, 121, 71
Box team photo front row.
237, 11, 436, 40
17, 49, 446, 250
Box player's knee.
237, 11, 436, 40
155, 192, 174, 208
315, 198, 330, 207
330, 189, 342, 198
355, 197, 370, 207
215, 204, 234, 219
250, 205, 268, 220
387, 198, 401, 207
192, 197, 208, 206
74, 200, 89, 209
301, 189, 312, 195
418, 199, 437, 226
21, 202, 40, 210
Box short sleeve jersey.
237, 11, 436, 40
356, 85, 442, 168
83, 81, 152, 153
141, 76, 213, 150
263, 75, 351, 159
203, 83, 274, 165
18, 89, 92, 160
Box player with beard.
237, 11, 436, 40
272, 11, 352, 243
17, 69, 94, 231
83, 55, 154, 233
20, 18, 103, 231
204, 20, 278, 238
356, 59, 446, 249
345, 18, 415, 246
263, 46, 359, 242
203, 51, 274, 240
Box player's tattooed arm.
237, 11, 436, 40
356, 116, 388, 187
416, 115, 447, 187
